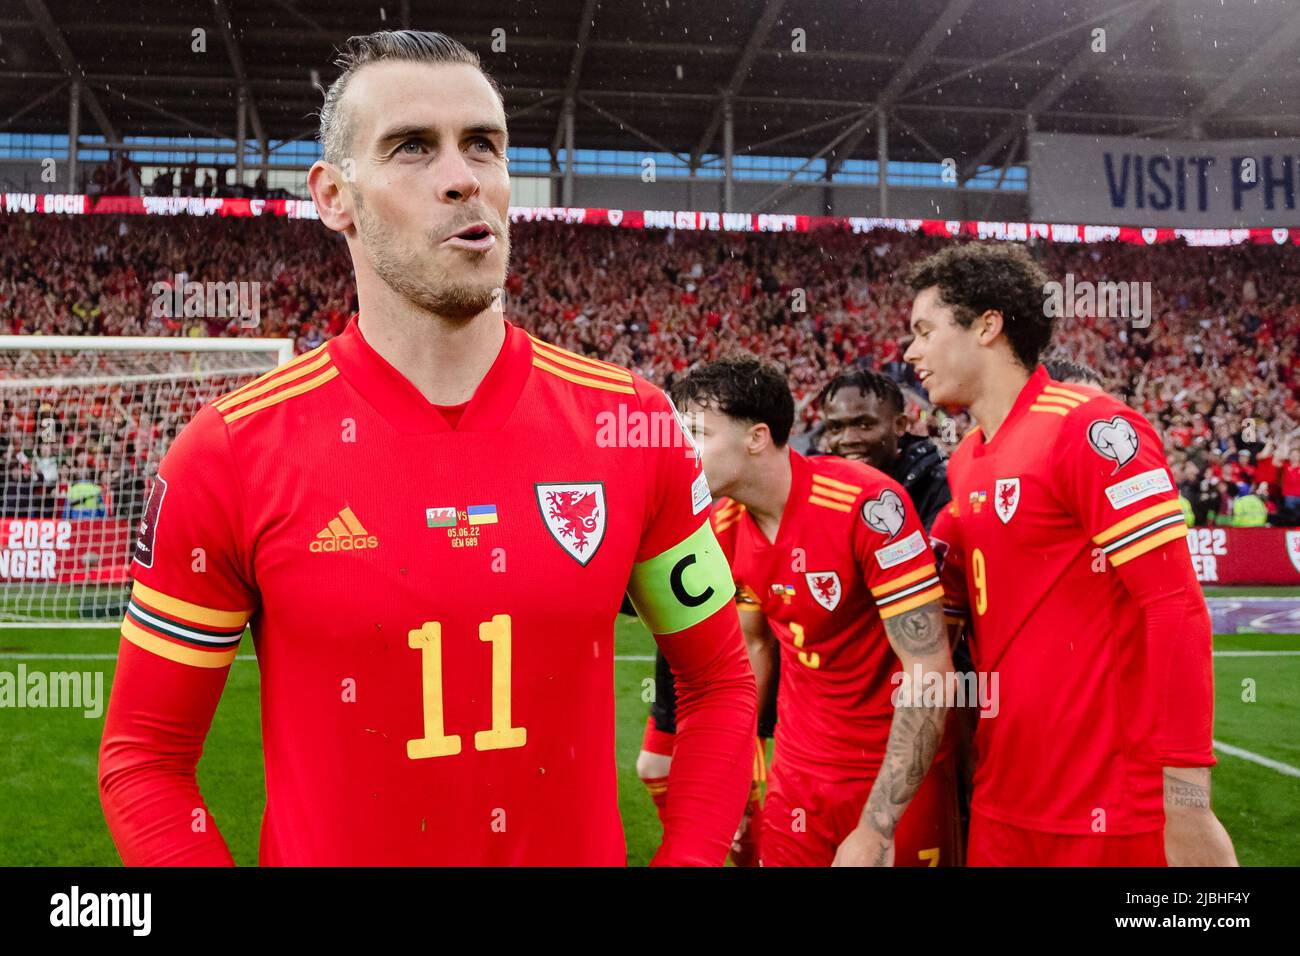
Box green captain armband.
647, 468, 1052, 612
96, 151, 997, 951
627, 521, 734, 634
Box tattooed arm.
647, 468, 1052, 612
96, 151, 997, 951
1163, 767, 1238, 866
832, 597, 951, 867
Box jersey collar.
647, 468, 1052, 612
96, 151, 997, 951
743, 448, 812, 548
327, 313, 533, 434
979, 365, 1050, 452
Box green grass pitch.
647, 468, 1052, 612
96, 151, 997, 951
1, 605, 1297, 865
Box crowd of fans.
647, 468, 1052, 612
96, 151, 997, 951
86, 156, 284, 200
1, 212, 1298, 526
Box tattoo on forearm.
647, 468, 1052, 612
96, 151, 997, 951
883, 602, 946, 656
1164, 769, 1211, 809
861, 691, 946, 843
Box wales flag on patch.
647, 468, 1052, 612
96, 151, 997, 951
426, 507, 457, 528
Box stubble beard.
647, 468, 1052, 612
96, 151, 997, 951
356, 188, 511, 321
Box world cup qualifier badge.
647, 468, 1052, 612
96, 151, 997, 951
860, 488, 905, 540
1088, 416, 1140, 472
134, 476, 167, 569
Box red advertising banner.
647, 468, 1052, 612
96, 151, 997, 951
1186, 527, 1300, 586
0, 518, 134, 584
3, 192, 1298, 248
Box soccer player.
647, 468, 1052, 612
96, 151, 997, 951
927, 355, 1114, 853
820, 367, 965, 860
820, 368, 950, 527
904, 242, 1237, 866
636, 602, 777, 868
637, 370, 959, 866
98, 30, 757, 866
673, 357, 956, 867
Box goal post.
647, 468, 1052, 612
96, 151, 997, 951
0, 335, 294, 625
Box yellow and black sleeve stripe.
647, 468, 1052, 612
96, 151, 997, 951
1092, 499, 1187, 567
870, 563, 943, 620
121, 581, 252, 668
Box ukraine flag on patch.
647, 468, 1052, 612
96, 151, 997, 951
467, 504, 498, 526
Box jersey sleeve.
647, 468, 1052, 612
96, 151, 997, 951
1052, 398, 1214, 766
99, 403, 258, 865
851, 478, 944, 621
928, 503, 970, 626
626, 383, 757, 866
1055, 400, 1188, 567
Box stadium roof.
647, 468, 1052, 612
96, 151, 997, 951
2, 0, 1300, 177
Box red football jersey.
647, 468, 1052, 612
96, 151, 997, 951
945, 367, 1215, 836
100, 316, 756, 866
711, 451, 943, 780
926, 503, 969, 627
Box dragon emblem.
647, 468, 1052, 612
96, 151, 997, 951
805, 571, 842, 612
536, 482, 607, 565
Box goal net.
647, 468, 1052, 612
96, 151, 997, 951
0, 336, 293, 625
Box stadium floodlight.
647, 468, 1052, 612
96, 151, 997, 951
0, 335, 293, 627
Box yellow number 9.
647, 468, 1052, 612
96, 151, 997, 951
971, 547, 988, 616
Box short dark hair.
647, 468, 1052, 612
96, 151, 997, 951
820, 367, 904, 416
1043, 357, 1106, 389
318, 30, 503, 165
670, 355, 794, 447
907, 243, 1054, 369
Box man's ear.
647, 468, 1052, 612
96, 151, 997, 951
307, 161, 354, 234
747, 422, 773, 455
975, 308, 1004, 347
894, 410, 910, 438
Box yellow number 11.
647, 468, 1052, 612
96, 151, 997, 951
406, 613, 527, 760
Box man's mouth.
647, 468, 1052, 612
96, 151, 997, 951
917, 369, 933, 385
443, 222, 496, 252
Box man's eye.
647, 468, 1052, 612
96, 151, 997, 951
471, 137, 496, 153
399, 140, 425, 155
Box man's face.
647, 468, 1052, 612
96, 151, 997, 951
822, 385, 905, 470
904, 286, 983, 408
681, 403, 755, 500
326, 61, 511, 319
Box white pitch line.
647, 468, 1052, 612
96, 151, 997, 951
1213, 650, 1300, 657
1213, 740, 1300, 779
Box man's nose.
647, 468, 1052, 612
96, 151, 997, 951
436, 148, 481, 202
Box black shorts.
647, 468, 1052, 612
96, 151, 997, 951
650, 646, 779, 739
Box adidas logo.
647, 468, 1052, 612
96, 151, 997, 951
309, 506, 379, 553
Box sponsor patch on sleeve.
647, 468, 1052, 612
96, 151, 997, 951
1104, 467, 1173, 509
875, 528, 927, 570
133, 475, 167, 569
691, 471, 711, 515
